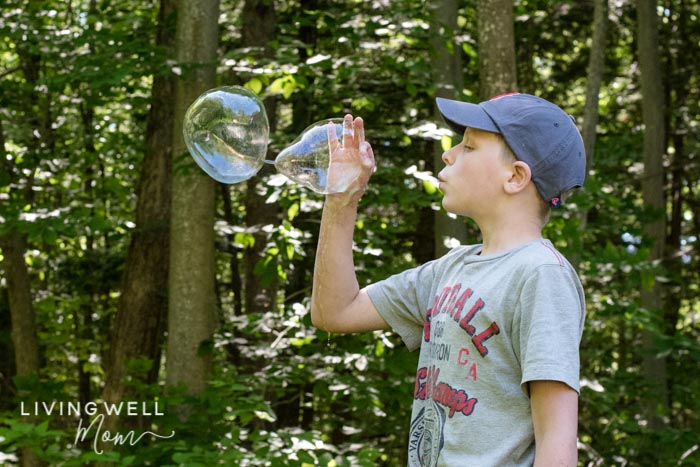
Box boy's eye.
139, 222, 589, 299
463, 145, 474, 152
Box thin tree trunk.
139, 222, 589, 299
0, 232, 41, 377
102, 0, 176, 434
476, 0, 518, 100
415, 140, 436, 265
243, 176, 279, 313
636, 0, 669, 434
662, 0, 691, 425
573, 0, 608, 270
581, 0, 608, 172
77, 71, 97, 440
242, 0, 280, 315
166, 0, 220, 396
430, 0, 467, 258
1, 11, 43, 383
0, 232, 42, 467
220, 184, 244, 318
4, 13, 47, 463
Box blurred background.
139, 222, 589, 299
0, 0, 698, 465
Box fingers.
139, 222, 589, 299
342, 114, 354, 147
354, 117, 365, 145
333, 113, 374, 173
341, 114, 366, 149
327, 121, 340, 153
353, 115, 374, 173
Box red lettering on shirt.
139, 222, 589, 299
422, 283, 500, 357
472, 322, 501, 357
444, 284, 461, 316
451, 288, 473, 321
459, 298, 485, 335
414, 365, 478, 418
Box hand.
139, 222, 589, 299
326, 114, 376, 206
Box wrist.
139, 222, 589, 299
324, 193, 360, 211
321, 195, 361, 227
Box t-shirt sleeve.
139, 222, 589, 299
365, 260, 438, 352
515, 263, 586, 393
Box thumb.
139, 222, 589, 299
360, 141, 376, 172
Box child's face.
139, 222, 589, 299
437, 128, 514, 218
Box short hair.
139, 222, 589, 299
497, 135, 551, 224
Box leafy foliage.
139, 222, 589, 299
1, 0, 699, 466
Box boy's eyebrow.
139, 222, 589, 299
463, 128, 474, 145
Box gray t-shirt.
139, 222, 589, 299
366, 239, 585, 467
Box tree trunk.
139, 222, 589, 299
1, 232, 43, 467
3, 15, 47, 464
220, 184, 244, 318
661, 0, 690, 433
414, 140, 436, 265
102, 0, 176, 431
0, 8, 43, 383
430, 0, 467, 258
515, 11, 535, 95
0, 232, 41, 377
581, 0, 608, 171
573, 0, 608, 270
166, 0, 220, 396
636, 0, 669, 434
476, 0, 518, 99
242, 0, 280, 315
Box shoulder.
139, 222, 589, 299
514, 241, 585, 310
440, 244, 482, 263
510, 239, 574, 271
508, 240, 584, 301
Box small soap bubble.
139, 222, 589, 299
183, 86, 269, 184
274, 118, 363, 194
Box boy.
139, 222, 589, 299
311, 93, 586, 466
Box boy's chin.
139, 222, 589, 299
441, 199, 477, 221
441, 200, 465, 217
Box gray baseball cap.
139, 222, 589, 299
436, 93, 586, 207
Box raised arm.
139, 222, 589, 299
310, 115, 388, 333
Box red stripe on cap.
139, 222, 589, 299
489, 92, 520, 100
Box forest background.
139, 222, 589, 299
1, 0, 699, 466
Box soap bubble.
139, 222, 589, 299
274, 118, 363, 194
183, 86, 269, 184
183, 89, 363, 195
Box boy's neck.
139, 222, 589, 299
476, 210, 544, 257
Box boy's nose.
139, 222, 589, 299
441, 148, 453, 165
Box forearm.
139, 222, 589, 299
309, 114, 381, 332
311, 197, 361, 331
533, 433, 577, 467
531, 380, 579, 467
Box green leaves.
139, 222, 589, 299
1, 1, 699, 466
269, 75, 300, 100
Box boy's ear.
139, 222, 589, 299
504, 160, 532, 194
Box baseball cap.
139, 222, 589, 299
436, 92, 586, 207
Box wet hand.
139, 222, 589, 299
326, 114, 376, 207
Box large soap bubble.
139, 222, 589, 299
183, 86, 269, 184
274, 118, 363, 194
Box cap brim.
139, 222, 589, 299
436, 97, 500, 135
